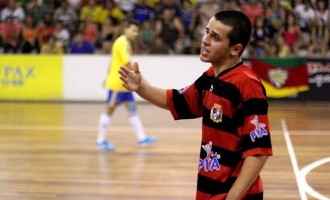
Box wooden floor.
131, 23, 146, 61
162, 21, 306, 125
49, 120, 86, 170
0, 101, 329, 200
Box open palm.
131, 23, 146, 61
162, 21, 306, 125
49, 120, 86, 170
119, 62, 142, 92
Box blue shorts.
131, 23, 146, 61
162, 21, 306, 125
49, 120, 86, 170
106, 90, 135, 106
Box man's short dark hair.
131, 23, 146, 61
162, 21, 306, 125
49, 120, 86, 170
214, 10, 252, 55
126, 19, 140, 28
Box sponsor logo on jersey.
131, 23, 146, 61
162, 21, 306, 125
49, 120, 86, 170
250, 116, 268, 142
198, 141, 221, 172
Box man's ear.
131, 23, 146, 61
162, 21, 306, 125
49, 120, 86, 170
230, 44, 243, 56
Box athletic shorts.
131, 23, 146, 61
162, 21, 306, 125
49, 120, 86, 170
106, 90, 135, 106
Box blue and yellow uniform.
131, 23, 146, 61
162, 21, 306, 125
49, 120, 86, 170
105, 35, 134, 106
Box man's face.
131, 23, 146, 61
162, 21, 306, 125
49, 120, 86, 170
199, 17, 232, 67
125, 24, 139, 41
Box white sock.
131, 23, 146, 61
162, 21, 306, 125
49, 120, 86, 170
97, 112, 111, 143
129, 114, 147, 141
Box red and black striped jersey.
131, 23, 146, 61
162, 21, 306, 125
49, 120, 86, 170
167, 62, 273, 200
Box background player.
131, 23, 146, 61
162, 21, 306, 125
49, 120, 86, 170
96, 20, 156, 151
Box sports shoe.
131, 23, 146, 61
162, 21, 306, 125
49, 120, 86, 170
96, 140, 115, 151
138, 137, 157, 147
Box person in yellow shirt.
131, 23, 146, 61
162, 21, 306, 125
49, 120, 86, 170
96, 20, 156, 150
40, 36, 64, 54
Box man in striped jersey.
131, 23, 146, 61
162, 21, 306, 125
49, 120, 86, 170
119, 10, 273, 200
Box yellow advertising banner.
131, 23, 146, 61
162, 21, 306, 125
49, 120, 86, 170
0, 55, 63, 100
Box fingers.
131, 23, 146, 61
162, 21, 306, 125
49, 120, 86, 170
133, 62, 139, 72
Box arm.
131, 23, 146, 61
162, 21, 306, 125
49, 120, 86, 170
119, 62, 169, 110
226, 155, 269, 200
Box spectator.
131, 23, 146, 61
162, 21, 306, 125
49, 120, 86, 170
314, 0, 328, 25
21, 15, 38, 53
279, 12, 301, 56
99, 0, 125, 25
250, 16, 273, 57
1, 16, 21, 53
242, 0, 264, 25
79, 0, 104, 24
100, 16, 120, 54
69, 31, 95, 54
138, 19, 154, 54
181, 0, 198, 37
1, 0, 25, 25
40, 35, 64, 54
36, 18, 54, 50
116, 0, 136, 17
132, 0, 155, 25
198, 0, 221, 20
149, 36, 170, 54
157, 0, 182, 17
275, 34, 290, 57
155, 7, 185, 53
307, 17, 329, 57
24, 0, 48, 25
80, 15, 99, 47
266, 0, 286, 31
53, 21, 70, 52
225, 0, 241, 11
294, 0, 315, 48
53, 0, 78, 34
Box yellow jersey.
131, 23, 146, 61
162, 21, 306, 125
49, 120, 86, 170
105, 35, 131, 91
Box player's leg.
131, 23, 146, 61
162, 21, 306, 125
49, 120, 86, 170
123, 92, 156, 147
96, 90, 117, 150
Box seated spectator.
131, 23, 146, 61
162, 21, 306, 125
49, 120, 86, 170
1, 0, 25, 25
279, 12, 301, 56
275, 34, 290, 57
100, 16, 120, 54
99, 0, 125, 25
40, 35, 64, 54
79, 15, 99, 47
132, 0, 156, 25
242, 0, 264, 26
1, 16, 21, 53
36, 18, 54, 52
198, 0, 221, 20
149, 36, 170, 54
21, 15, 38, 53
24, 0, 48, 25
54, 0, 78, 35
157, 0, 182, 17
138, 19, 154, 54
154, 7, 185, 54
69, 31, 95, 54
307, 18, 329, 57
314, 0, 328, 25
294, 0, 315, 48
53, 21, 70, 52
250, 16, 273, 57
79, 0, 104, 24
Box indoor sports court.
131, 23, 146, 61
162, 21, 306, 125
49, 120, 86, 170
0, 100, 329, 200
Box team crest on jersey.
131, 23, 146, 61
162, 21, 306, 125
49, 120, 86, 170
250, 116, 268, 142
198, 141, 221, 172
210, 103, 223, 123
268, 68, 288, 88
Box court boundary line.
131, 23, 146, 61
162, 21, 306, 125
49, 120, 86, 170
281, 119, 330, 200
281, 118, 308, 200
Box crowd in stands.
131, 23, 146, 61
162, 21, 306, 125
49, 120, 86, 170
0, 0, 329, 58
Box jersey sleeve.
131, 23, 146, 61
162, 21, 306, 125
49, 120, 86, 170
238, 73, 273, 158
167, 73, 208, 120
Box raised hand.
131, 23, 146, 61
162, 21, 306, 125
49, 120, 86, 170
119, 62, 142, 92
